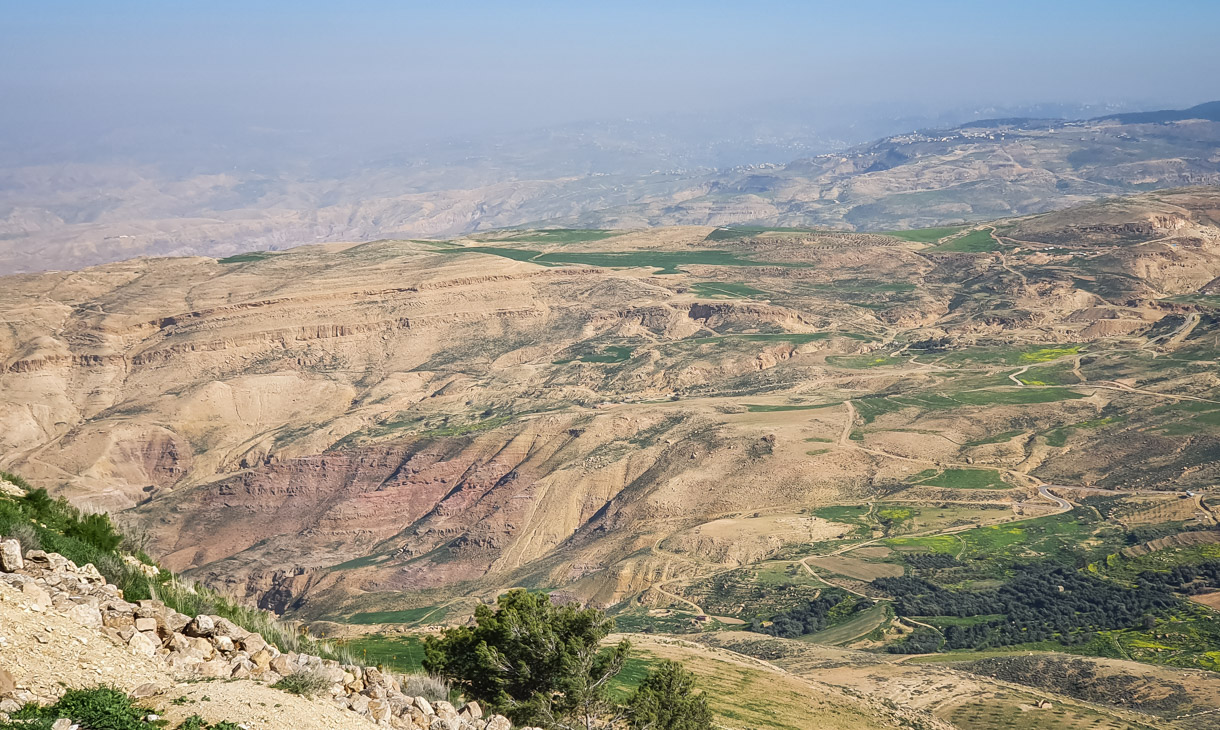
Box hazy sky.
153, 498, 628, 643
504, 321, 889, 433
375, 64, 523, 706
3, 0, 1219, 158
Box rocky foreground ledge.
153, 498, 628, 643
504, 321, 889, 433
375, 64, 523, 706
0, 539, 525, 730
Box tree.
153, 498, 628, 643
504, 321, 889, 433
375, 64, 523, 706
423, 589, 630, 728
628, 661, 713, 730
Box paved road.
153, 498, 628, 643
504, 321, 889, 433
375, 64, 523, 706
1038, 485, 1072, 510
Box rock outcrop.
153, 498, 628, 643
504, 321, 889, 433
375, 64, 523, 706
0, 538, 526, 730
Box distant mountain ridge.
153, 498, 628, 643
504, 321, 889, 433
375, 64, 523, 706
2, 100, 1219, 272
1100, 100, 1220, 124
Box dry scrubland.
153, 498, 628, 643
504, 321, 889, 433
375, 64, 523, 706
3, 188, 1220, 727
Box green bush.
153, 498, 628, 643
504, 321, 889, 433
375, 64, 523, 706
175, 717, 243, 730
0, 687, 248, 730
627, 661, 713, 730
424, 589, 630, 727
65, 511, 124, 553
271, 669, 332, 698
2, 686, 154, 730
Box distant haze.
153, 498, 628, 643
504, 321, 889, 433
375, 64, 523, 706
2, 1, 1218, 168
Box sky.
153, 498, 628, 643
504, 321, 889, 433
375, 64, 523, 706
2, 0, 1219, 162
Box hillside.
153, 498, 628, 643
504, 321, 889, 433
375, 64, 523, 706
0, 185, 1217, 612
565, 104, 1220, 231
4, 102, 1220, 273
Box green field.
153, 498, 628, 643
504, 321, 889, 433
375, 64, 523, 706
826, 354, 906, 369
852, 387, 1086, 425
704, 226, 820, 241
934, 344, 1081, 366
440, 246, 810, 274
487, 229, 622, 244
340, 634, 427, 673
606, 656, 655, 699
1017, 369, 1077, 386
217, 251, 279, 264
743, 401, 840, 412
346, 606, 443, 625
555, 345, 634, 364
686, 332, 839, 346
930, 229, 999, 252
802, 603, 888, 645
690, 281, 767, 298
911, 468, 1009, 490
883, 226, 967, 243
887, 534, 961, 555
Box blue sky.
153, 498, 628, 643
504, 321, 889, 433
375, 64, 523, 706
3, 1, 1219, 149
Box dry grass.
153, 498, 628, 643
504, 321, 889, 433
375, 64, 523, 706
805, 555, 903, 581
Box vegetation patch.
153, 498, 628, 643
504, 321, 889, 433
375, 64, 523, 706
826, 354, 906, 369
879, 565, 1179, 653
1, 687, 243, 730
488, 228, 622, 244
802, 602, 888, 645
910, 468, 1009, 490
883, 225, 966, 243
752, 590, 869, 638
689, 281, 766, 298
1043, 416, 1122, 446
1020, 346, 1081, 363
853, 387, 1086, 425
339, 634, 428, 673
216, 250, 279, 264
743, 401, 839, 412
687, 332, 830, 346
704, 226, 819, 241
347, 606, 443, 625
441, 245, 810, 274
555, 345, 635, 364
933, 344, 1081, 366
930, 229, 998, 252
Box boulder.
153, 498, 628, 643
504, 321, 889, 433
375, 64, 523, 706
484, 716, 511, 730
23, 550, 49, 565
250, 647, 274, 671
212, 617, 245, 639
269, 655, 296, 676
412, 697, 434, 716
64, 603, 104, 630
165, 612, 191, 633
0, 539, 22, 572
459, 701, 483, 720
368, 698, 392, 724
128, 630, 159, 657
187, 636, 215, 660
434, 701, 458, 721
196, 659, 231, 679
134, 617, 159, 633
21, 582, 51, 611
238, 632, 266, 655
183, 614, 215, 638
